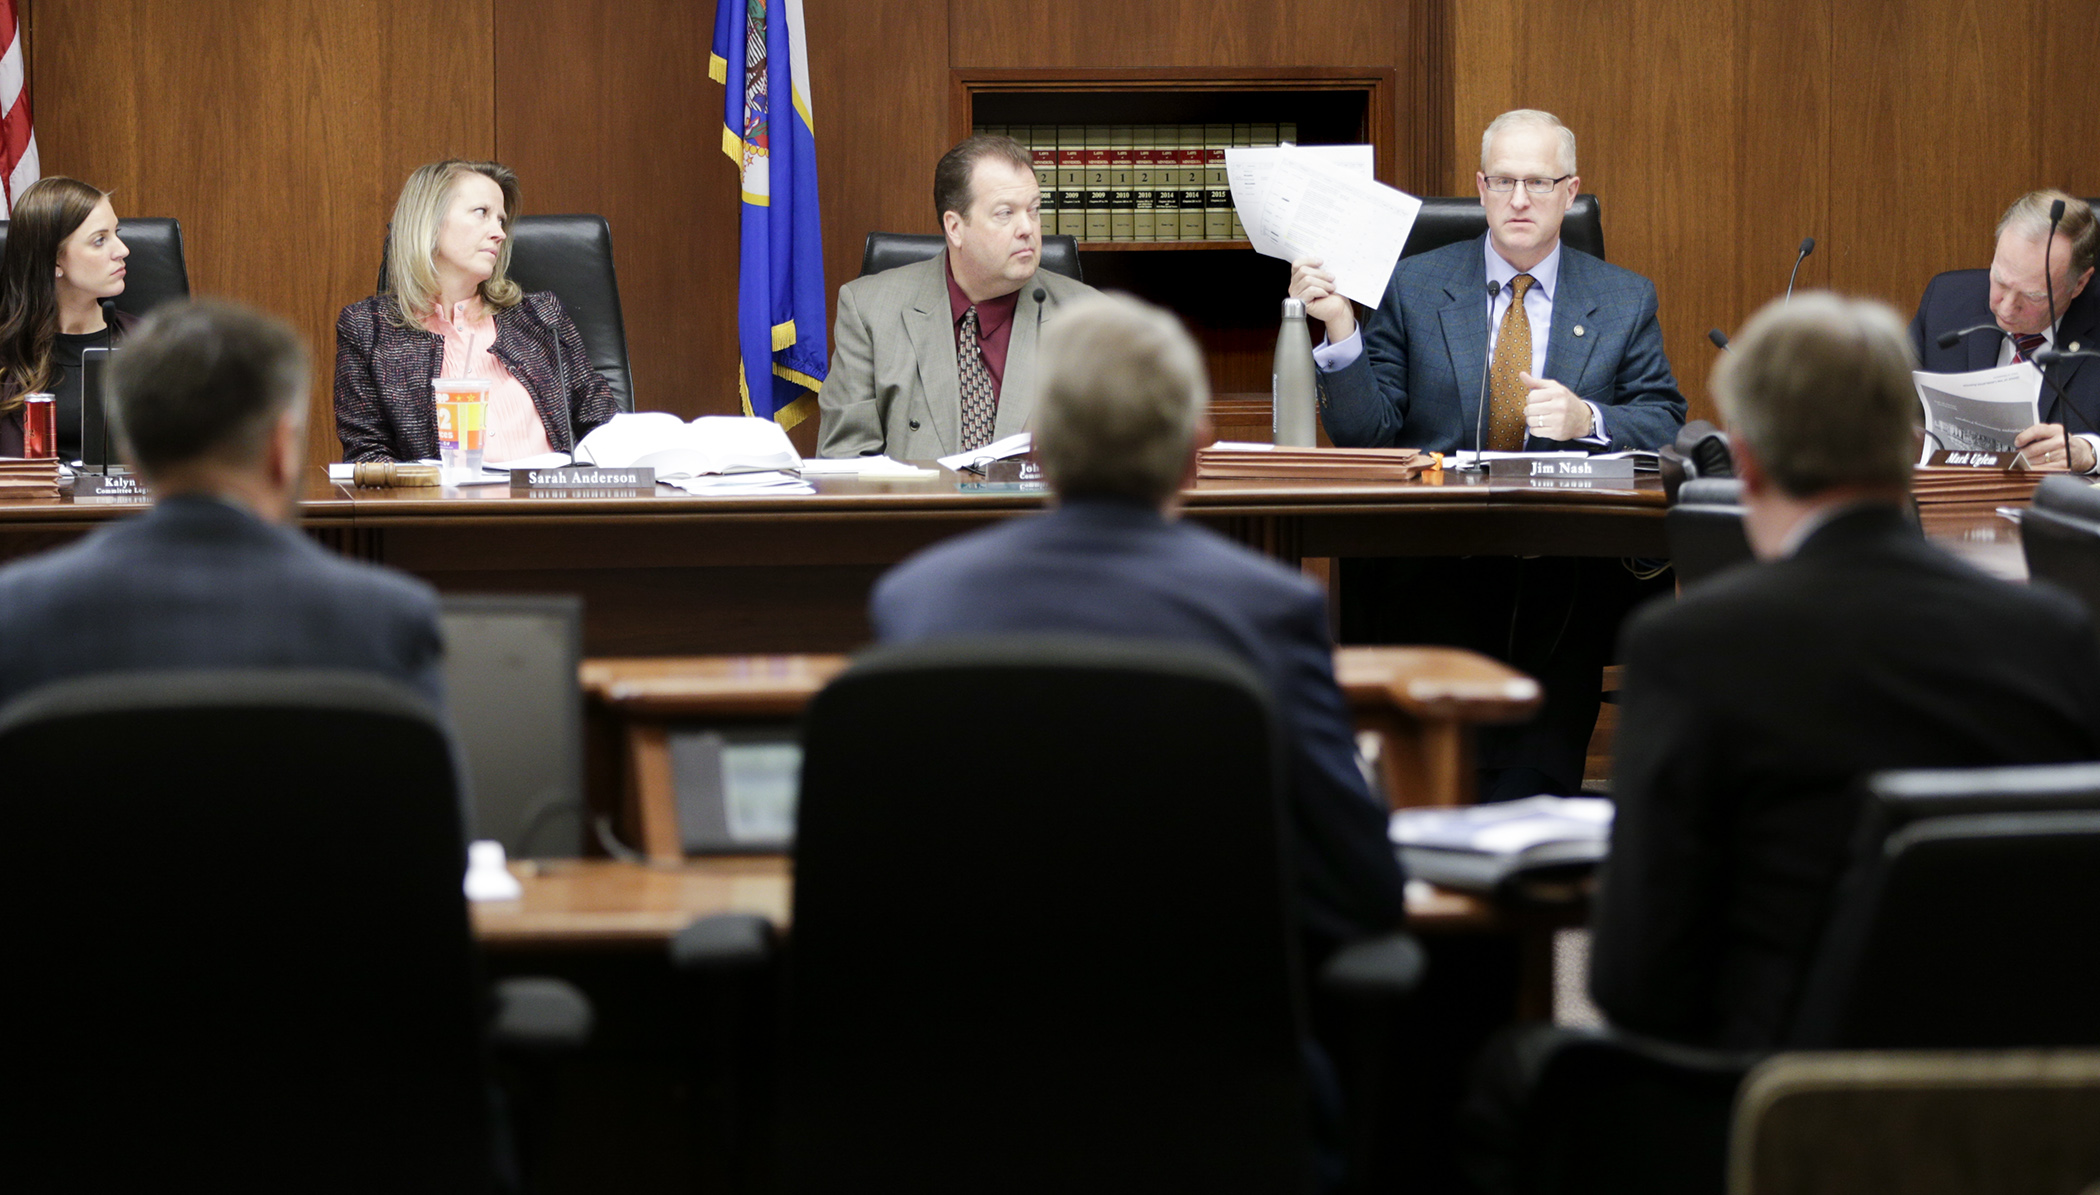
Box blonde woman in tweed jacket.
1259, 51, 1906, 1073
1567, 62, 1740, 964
334, 160, 614, 463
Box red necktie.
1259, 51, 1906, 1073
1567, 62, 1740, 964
2013, 333, 2046, 363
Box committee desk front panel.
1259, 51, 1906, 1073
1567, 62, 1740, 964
10, 468, 2033, 658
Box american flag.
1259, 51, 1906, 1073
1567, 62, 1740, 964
0, 0, 37, 209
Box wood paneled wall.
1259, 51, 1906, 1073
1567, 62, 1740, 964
1453, 0, 2100, 423
26, 0, 2100, 460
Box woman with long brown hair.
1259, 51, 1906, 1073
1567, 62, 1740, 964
0, 177, 131, 459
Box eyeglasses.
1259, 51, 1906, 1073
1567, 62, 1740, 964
1483, 175, 1572, 195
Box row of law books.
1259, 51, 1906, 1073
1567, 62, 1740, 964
972, 122, 1301, 244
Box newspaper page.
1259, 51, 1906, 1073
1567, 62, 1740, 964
1913, 365, 2041, 458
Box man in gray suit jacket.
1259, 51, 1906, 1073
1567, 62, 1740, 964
0, 300, 444, 710
1289, 110, 1687, 799
818, 134, 1098, 460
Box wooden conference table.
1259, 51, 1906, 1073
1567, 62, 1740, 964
0, 464, 2025, 656
0, 463, 1675, 657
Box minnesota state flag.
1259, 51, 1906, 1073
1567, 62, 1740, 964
711, 0, 827, 428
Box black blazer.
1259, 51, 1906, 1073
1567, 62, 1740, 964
1590, 504, 2100, 1049
1910, 268, 2100, 436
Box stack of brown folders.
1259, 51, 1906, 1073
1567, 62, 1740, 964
1196, 445, 1440, 481
0, 457, 61, 499
1910, 463, 2061, 507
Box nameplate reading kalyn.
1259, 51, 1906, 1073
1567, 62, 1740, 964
74, 473, 150, 498
1926, 449, 2028, 471
510, 467, 657, 492
1486, 457, 1637, 480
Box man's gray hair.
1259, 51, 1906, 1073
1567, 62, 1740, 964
1710, 292, 1917, 499
1033, 293, 1209, 505
1996, 189, 2098, 279
1480, 109, 1577, 177
109, 299, 308, 476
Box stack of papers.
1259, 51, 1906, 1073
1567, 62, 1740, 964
1389, 796, 1613, 896
1196, 442, 1440, 481
662, 471, 815, 496
939, 433, 1032, 473
800, 456, 939, 479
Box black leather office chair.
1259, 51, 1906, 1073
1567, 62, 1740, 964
1519, 761, 2100, 1195
379, 214, 636, 413
0, 216, 192, 319
2021, 475, 2100, 636
681, 634, 1419, 1194
1400, 195, 1605, 262
860, 230, 1085, 282
0, 669, 588, 1191
1665, 477, 1753, 590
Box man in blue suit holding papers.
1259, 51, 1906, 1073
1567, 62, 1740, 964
1291, 109, 1684, 455
1287, 110, 1686, 800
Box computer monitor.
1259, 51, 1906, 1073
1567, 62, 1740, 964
669, 725, 802, 854
439, 594, 586, 857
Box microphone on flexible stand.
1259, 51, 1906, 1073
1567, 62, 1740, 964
1784, 237, 1816, 302
2045, 199, 2067, 343
1707, 328, 1730, 352
1937, 324, 2011, 352
1458, 279, 1504, 473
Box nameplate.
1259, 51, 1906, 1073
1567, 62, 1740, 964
1487, 456, 1637, 480
73, 472, 150, 498
510, 467, 656, 493
1926, 449, 2028, 471
958, 458, 1047, 492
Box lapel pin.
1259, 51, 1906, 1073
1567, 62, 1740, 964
1573, 325, 1586, 337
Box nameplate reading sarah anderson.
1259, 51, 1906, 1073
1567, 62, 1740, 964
510, 467, 657, 494
1486, 456, 1637, 481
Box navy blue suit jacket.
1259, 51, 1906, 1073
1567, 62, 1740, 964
1591, 505, 2100, 1049
870, 497, 1409, 953
1321, 235, 1686, 453
1909, 268, 2100, 437
0, 495, 445, 710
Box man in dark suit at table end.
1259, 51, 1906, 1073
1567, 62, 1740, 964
0, 299, 444, 710
1592, 291, 2100, 1049
869, 292, 1407, 960
818, 134, 1098, 461
1911, 188, 2099, 473
1288, 109, 1687, 801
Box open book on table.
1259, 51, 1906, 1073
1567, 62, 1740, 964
572, 413, 801, 479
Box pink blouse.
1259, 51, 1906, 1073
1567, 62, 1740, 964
423, 298, 555, 462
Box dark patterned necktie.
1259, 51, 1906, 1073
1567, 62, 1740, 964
2012, 332, 2046, 363
958, 306, 997, 452
1485, 274, 1536, 451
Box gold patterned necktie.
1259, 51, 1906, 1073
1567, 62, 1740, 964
958, 306, 997, 452
1485, 274, 1536, 452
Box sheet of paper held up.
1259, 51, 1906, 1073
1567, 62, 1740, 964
1914, 365, 2042, 458
1225, 144, 1421, 307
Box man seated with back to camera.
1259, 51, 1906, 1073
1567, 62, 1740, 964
0, 299, 444, 709
1289, 109, 1686, 802
1457, 293, 2100, 1194
868, 292, 1407, 966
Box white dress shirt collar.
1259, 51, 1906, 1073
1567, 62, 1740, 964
1485, 238, 1562, 303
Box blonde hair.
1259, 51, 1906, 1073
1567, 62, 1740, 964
1033, 294, 1209, 505
1711, 292, 1918, 499
1480, 109, 1577, 177
382, 160, 522, 328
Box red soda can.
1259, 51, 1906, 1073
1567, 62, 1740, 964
20, 393, 56, 459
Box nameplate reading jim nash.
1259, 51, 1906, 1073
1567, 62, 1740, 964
1486, 457, 1637, 480
510, 467, 656, 493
